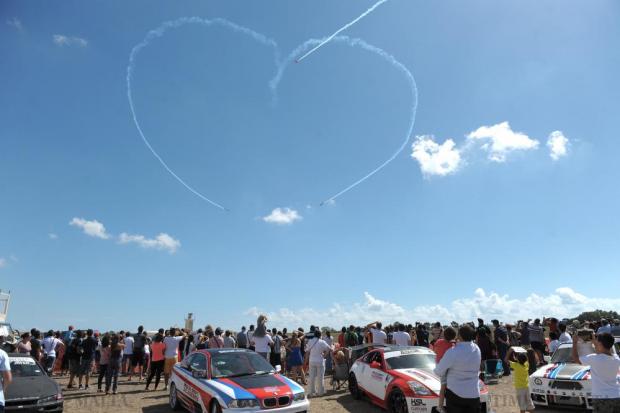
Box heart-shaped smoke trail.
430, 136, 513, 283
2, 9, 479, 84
126, 0, 417, 212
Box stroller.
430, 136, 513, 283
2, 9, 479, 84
330, 347, 351, 391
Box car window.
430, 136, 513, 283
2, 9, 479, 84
550, 347, 572, 363
10, 358, 44, 377
362, 351, 377, 364
385, 353, 436, 370
181, 353, 196, 369
210, 351, 274, 378
190, 353, 207, 371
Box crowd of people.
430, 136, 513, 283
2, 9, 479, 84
1, 315, 619, 412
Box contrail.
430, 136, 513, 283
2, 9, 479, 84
295, 0, 389, 63
271, 36, 418, 206
127, 17, 280, 211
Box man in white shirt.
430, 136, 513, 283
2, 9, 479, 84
305, 330, 333, 397
434, 325, 481, 413
251, 334, 273, 360
549, 332, 560, 354
42, 330, 62, 373
572, 331, 620, 411
163, 328, 185, 390
122, 332, 134, 375
0, 348, 12, 412
392, 323, 412, 347
367, 321, 387, 345
597, 319, 612, 335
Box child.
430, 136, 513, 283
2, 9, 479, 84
435, 327, 456, 413
505, 347, 535, 413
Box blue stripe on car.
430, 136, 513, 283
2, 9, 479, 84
279, 375, 305, 394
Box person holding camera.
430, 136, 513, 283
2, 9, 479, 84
571, 331, 620, 412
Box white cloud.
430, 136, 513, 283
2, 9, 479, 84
53, 34, 88, 47
547, 130, 569, 161
244, 288, 620, 329
48, 233, 58, 240
467, 121, 539, 162
69, 217, 110, 239
118, 232, 180, 254
6, 17, 22, 31
411, 135, 462, 177
0, 258, 6, 268
262, 208, 302, 225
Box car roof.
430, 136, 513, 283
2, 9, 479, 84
377, 345, 435, 354
195, 348, 254, 356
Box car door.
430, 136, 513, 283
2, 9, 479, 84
363, 351, 390, 400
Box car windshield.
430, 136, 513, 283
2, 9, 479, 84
550, 347, 573, 363
386, 353, 436, 370
10, 358, 44, 377
210, 351, 275, 378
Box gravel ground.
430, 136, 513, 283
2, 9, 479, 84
58, 374, 565, 413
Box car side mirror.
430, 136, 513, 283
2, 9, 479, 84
192, 369, 208, 379
275, 365, 282, 373
370, 361, 381, 369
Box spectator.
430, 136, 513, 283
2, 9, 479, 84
163, 328, 184, 390
367, 322, 387, 345
0, 345, 12, 412
559, 322, 572, 344
434, 325, 482, 413
97, 334, 110, 393
251, 331, 273, 360
179, 333, 194, 360
223, 330, 236, 348
338, 327, 346, 348
305, 330, 332, 397
344, 326, 358, 347
597, 319, 612, 335
122, 331, 134, 376
492, 320, 510, 376
505, 347, 535, 413
475, 329, 495, 364
80, 329, 98, 390
528, 319, 545, 363
67, 330, 84, 389
526, 349, 539, 375
237, 326, 249, 349
431, 322, 444, 344
519, 321, 531, 348
17, 332, 31, 354
130, 326, 146, 382
42, 330, 62, 374
506, 324, 521, 346
548, 332, 560, 354
435, 327, 457, 413
270, 329, 283, 368
286, 332, 306, 385
208, 329, 224, 349
393, 323, 412, 347
572, 331, 620, 411
145, 334, 165, 391
106, 333, 124, 395
30, 330, 42, 361
416, 324, 430, 348
324, 331, 333, 373
247, 325, 256, 351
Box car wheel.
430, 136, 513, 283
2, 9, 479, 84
389, 389, 408, 413
210, 400, 222, 413
348, 373, 362, 400
169, 383, 182, 411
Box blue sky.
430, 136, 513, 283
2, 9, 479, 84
2, 0, 620, 331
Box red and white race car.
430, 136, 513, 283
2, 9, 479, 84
169, 348, 309, 413
349, 346, 490, 413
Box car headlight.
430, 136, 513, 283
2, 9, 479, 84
227, 399, 259, 409
293, 392, 306, 402
534, 378, 543, 386
38, 394, 62, 404
408, 381, 432, 396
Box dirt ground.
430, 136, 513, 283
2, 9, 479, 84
58, 374, 565, 413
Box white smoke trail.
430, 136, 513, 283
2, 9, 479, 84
295, 0, 390, 63
127, 17, 280, 211
270, 36, 418, 206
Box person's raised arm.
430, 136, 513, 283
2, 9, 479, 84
504, 347, 514, 364
434, 347, 453, 377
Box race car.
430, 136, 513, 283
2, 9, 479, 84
5, 353, 64, 412
169, 348, 309, 413
348, 346, 490, 413
529, 338, 620, 410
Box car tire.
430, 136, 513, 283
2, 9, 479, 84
348, 373, 362, 400
210, 400, 222, 413
169, 383, 182, 411
389, 389, 408, 413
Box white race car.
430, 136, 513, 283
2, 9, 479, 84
349, 346, 490, 413
529, 338, 620, 410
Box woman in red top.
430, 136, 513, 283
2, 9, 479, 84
146, 334, 166, 391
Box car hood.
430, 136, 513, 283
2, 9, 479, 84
6, 376, 59, 401
392, 368, 441, 393
214, 374, 293, 399
531, 363, 591, 381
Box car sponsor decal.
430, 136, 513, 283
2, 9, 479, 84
9, 358, 36, 365
173, 366, 232, 405
371, 371, 384, 381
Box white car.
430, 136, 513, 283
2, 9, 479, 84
348, 346, 491, 413
529, 338, 620, 410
